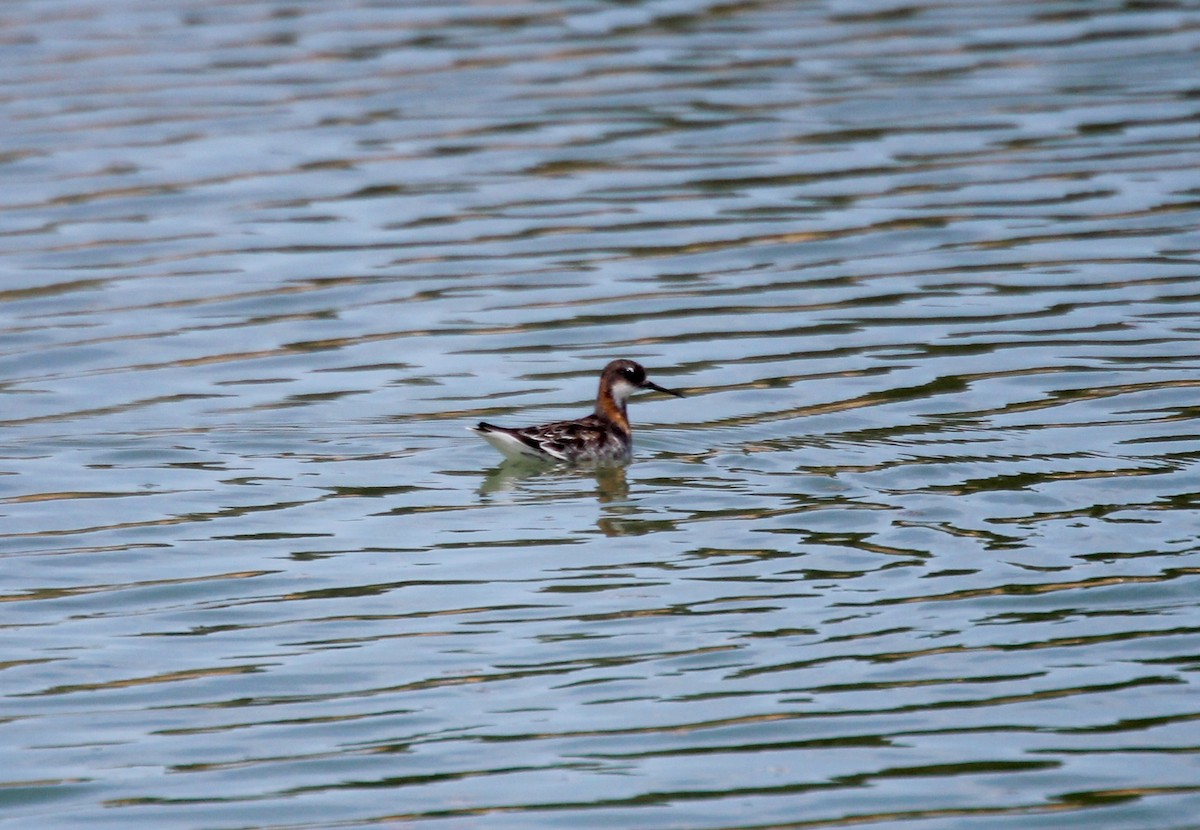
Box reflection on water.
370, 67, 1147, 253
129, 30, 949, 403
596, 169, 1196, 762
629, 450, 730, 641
480, 461, 628, 501
3, 0, 1200, 828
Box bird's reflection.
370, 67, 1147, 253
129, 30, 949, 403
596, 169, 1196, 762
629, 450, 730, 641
478, 460, 650, 536
478, 459, 627, 500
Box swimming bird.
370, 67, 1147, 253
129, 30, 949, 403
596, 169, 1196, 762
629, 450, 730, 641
471, 359, 684, 463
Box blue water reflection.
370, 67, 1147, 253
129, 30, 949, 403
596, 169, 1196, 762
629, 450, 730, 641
2, 1, 1200, 828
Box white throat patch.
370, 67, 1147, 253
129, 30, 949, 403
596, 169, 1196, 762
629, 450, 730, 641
609, 377, 638, 405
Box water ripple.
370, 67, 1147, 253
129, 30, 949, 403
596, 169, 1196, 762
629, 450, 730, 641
2, 1, 1200, 829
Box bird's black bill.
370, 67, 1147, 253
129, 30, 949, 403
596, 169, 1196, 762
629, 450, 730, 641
643, 380, 685, 398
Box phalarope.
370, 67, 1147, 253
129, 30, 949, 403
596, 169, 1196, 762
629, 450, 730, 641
471, 359, 684, 463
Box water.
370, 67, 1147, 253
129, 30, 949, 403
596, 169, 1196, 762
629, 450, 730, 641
2, 1, 1200, 828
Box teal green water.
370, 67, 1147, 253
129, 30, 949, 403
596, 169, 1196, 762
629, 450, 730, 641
3, 2, 1200, 829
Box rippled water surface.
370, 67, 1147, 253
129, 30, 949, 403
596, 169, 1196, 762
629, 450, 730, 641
3, 1, 1200, 828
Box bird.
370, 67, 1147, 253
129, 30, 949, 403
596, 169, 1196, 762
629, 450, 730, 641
470, 359, 684, 463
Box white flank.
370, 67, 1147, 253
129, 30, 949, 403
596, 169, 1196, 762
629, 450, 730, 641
471, 426, 566, 461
